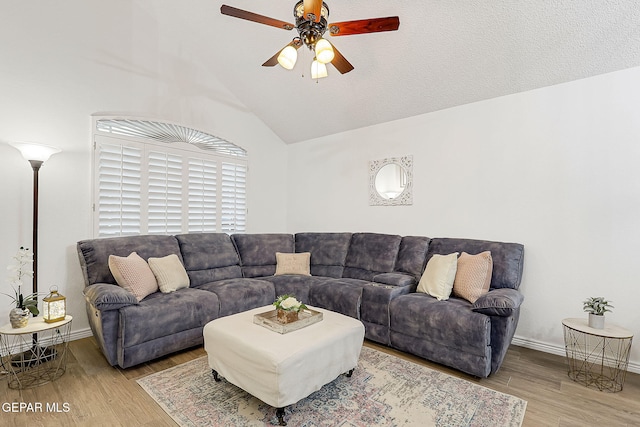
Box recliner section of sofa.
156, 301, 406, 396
77, 231, 524, 378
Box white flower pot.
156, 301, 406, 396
588, 313, 605, 329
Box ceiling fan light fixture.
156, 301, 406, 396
277, 45, 298, 70
311, 58, 328, 79
315, 38, 334, 63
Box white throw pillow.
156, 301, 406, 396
108, 252, 159, 302
416, 253, 459, 301
274, 252, 311, 276
148, 254, 190, 293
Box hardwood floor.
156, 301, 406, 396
1, 337, 639, 426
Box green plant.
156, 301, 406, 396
583, 297, 613, 316
273, 294, 307, 312
2, 247, 39, 315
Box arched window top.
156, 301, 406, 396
96, 118, 247, 157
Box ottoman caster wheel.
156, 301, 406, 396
211, 369, 221, 382
346, 368, 355, 377
276, 407, 287, 426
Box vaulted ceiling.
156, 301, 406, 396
151, 1, 640, 144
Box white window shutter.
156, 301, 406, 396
95, 141, 142, 237
147, 151, 183, 234
221, 162, 247, 233
188, 158, 217, 232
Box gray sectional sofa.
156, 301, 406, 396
77, 232, 524, 377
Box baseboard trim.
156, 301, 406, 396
70, 327, 94, 342
67, 329, 640, 375
512, 335, 640, 375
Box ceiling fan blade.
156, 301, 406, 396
330, 44, 354, 74
262, 40, 302, 67
303, 0, 322, 22
221, 5, 294, 30
329, 16, 400, 36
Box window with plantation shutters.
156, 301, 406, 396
92, 118, 248, 237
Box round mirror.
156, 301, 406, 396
374, 163, 407, 200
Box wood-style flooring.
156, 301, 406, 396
1, 337, 639, 426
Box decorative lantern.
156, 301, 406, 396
42, 286, 66, 323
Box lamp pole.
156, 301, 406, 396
29, 159, 43, 299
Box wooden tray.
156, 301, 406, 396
253, 308, 323, 334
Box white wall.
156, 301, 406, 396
287, 66, 640, 371
0, 2, 288, 337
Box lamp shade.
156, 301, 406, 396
315, 38, 335, 64
42, 287, 66, 323
311, 59, 328, 79
11, 143, 61, 163
277, 45, 298, 70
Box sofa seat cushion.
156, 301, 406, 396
119, 287, 219, 348
308, 278, 365, 319
260, 275, 333, 306
389, 293, 490, 358
196, 278, 276, 317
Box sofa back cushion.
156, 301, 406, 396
77, 235, 182, 287
343, 233, 402, 281
394, 236, 431, 280
175, 233, 242, 286
426, 238, 524, 290
295, 232, 352, 278
231, 234, 295, 277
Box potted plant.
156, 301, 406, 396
583, 296, 613, 329
273, 294, 307, 324
2, 247, 39, 328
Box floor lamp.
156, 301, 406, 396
11, 142, 61, 365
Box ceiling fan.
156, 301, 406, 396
220, 0, 400, 79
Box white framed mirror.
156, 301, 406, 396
369, 156, 413, 206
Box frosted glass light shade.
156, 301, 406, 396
277, 46, 298, 70
315, 38, 334, 64
311, 60, 328, 79
11, 142, 61, 163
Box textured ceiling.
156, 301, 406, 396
151, 1, 640, 144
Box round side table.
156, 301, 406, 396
562, 317, 633, 392
0, 315, 73, 389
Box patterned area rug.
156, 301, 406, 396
137, 346, 526, 426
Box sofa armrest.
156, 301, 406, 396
471, 288, 524, 317
372, 272, 416, 287
83, 283, 139, 311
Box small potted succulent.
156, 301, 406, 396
273, 294, 307, 324
583, 296, 613, 329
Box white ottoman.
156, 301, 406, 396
203, 305, 365, 425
